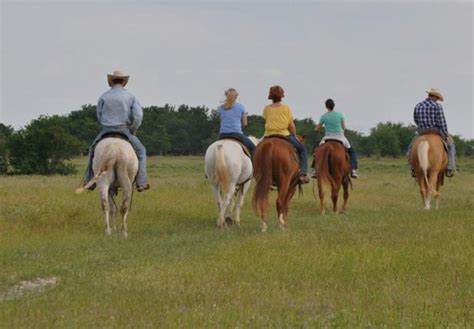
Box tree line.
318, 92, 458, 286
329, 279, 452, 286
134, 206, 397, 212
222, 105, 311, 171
0, 104, 473, 175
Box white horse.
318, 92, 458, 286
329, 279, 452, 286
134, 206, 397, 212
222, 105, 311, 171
76, 137, 138, 237
204, 137, 259, 227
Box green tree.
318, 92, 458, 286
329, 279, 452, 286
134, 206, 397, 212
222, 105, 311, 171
0, 123, 13, 174
8, 116, 83, 175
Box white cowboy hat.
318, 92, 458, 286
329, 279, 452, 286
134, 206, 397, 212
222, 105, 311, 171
107, 70, 129, 87
425, 88, 444, 102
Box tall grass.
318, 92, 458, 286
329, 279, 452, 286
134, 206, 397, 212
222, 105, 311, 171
1, 156, 473, 327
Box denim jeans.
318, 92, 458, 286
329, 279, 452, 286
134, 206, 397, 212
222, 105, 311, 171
219, 133, 256, 156
287, 134, 308, 175
85, 127, 148, 187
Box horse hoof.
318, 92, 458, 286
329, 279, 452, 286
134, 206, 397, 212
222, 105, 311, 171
225, 217, 233, 226
105, 228, 112, 236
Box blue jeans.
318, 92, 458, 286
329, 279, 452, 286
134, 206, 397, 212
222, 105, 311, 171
347, 147, 358, 170
219, 133, 256, 156
407, 128, 456, 171
287, 134, 308, 175
85, 127, 148, 187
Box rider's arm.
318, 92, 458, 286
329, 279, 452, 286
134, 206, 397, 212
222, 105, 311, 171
96, 97, 104, 123
130, 97, 143, 134
341, 119, 347, 131
241, 112, 248, 128
314, 123, 322, 133
288, 120, 296, 135
436, 104, 449, 138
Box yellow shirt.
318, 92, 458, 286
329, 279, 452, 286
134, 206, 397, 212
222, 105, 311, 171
263, 104, 293, 136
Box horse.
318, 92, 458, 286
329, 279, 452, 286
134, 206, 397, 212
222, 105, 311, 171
252, 136, 303, 232
410, 133, 448, 210
76, 137, 138, 237
314, 141, 351, 215
204, 137, 259, 227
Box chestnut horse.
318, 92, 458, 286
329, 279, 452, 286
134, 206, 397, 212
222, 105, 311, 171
252, 136, 302, 232
410, 133, 448, 209
314, 141, 351, 215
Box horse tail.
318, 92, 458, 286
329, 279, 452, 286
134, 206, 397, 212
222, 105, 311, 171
75, 170, 108, 194
417, 140, 439, 196
317, 144, 337, 190
252, 142, 273, 217
213, 143, 230, 194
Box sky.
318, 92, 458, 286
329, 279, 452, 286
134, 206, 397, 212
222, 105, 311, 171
1, 0, 473, 138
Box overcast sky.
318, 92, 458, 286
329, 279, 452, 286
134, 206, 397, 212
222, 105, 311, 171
1, 0, 473, 138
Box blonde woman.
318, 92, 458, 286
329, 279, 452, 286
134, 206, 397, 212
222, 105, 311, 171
218, 88, 255, 156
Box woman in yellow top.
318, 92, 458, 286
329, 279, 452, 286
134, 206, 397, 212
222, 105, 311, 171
262, 85, 309, 184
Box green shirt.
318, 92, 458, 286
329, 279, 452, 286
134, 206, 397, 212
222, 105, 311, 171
319, 111, 344, 133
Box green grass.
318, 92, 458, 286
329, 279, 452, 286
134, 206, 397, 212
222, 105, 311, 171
1, 156, 473, 327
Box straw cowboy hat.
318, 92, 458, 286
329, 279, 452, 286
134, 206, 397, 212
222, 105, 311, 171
425, 88, 444, 102
107, 70, 129, 87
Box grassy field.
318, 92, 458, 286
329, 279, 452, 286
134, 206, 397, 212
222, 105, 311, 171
1, 156, 473, 327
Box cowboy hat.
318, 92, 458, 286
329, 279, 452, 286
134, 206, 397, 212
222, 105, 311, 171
107, 70, 129, 87
425, 88, 444, 102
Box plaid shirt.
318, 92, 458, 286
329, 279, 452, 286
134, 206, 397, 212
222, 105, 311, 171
414, 98, 449, 137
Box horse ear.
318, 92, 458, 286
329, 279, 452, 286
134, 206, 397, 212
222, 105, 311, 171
299, 134, 306, 142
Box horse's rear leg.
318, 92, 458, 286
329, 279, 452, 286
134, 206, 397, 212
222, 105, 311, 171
341, 179, 350, 212
429, 172, 441, 210
211, 185, 224, 226
108, 193, 117, 232
331, 185, 341, 214
281, 183, 297, 230
218, 183, 236, 228
99, 185, 112, 236
276, 181, 290, 230
418, 176, 430, 209
120, 181, 133, 238
318, 180, 325, 215
234, 182, 250, 226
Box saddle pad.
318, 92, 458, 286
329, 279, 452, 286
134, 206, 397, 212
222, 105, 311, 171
218, 136, 251, 158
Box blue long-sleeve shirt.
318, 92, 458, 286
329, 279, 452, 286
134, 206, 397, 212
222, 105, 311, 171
97, 85, 143, 134
414, 98, 449, 138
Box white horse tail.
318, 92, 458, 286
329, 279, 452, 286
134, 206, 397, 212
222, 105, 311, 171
417, 140, 439, 196
75, 170, 108, 194
214, 143, 230, 194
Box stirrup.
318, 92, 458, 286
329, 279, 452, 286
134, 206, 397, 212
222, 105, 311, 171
136, 183, 150, 192
299, 175, 310, 184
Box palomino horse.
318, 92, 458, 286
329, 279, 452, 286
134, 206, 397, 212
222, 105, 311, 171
314, 141, 351, 215
252, 136, 302, 232
410, 133, 448, 209
204, 137, 258, 227
76, 137, 138, 237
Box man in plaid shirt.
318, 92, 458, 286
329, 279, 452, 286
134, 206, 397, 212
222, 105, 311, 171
409, 88, 456, 177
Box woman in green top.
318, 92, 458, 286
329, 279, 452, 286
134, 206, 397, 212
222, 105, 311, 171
313, 99, 359, 178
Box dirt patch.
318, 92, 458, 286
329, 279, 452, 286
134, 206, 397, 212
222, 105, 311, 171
0, 276, 59, 301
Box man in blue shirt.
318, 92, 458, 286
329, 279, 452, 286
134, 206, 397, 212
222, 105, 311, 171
409, 88, 456, 177
84, 70, 149, 191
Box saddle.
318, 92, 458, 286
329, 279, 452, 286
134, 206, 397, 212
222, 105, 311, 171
323, 139, 344, 146
100, 132, 130, 142
218, 136, 252, 158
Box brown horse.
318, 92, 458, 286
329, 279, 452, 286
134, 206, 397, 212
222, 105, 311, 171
410, 133, 448, 209
252, 136, 302, 232
314, 141, 351, 215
